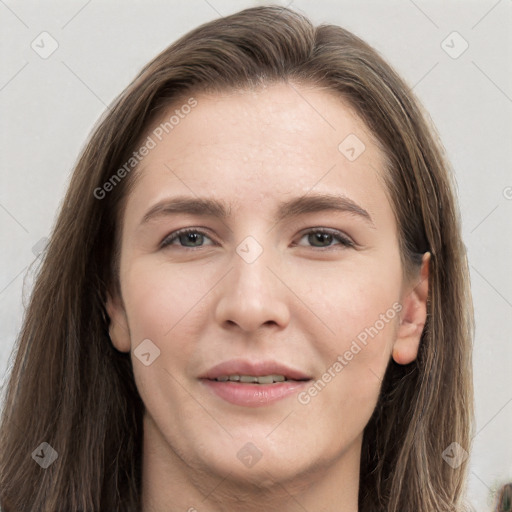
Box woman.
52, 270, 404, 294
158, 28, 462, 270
0, 6, 474, 511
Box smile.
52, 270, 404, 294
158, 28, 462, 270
212, 374, 289, 384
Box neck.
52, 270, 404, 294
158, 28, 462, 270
141, 414, 361, 512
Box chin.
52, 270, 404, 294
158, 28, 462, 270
194, 438, 316, 488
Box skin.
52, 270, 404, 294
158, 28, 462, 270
107, 82, 429, 512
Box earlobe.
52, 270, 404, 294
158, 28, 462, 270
105, 290, 131, 353
392, 252, 430, 365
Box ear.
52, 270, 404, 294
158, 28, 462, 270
105, 289, 131, 353
392, 252, 430, 365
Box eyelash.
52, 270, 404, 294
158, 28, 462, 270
160, 227, 355, 250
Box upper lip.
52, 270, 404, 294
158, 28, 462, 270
200, 359, 312, 381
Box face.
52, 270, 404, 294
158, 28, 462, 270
107, 83, 428, 492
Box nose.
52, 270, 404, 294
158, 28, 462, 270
214, 243, 291, 333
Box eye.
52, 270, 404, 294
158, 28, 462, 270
296, 228, 354, 249
160, 228, 215, 249
160, 227, 355, 251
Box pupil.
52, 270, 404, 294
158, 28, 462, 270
182, 233, 202, 246
311, 233, 331, 247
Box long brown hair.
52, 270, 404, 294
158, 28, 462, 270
0, 6, 474, 511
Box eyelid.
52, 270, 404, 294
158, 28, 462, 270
294, 227, 355, 249
160, 227, 217, 249
160, 226, 356, 250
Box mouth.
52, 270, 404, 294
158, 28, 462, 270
199, 359, 312, 407
209, 374, 307, 384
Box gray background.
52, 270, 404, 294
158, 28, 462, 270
1, 1, 511, 510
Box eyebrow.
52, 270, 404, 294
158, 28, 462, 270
140, 193, 374, 227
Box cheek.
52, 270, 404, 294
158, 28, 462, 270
332, 283, 400, 364
122, 260, 211, 343
297, 257, 401, 420
308, 255, 402, 351
121, 262, 214, 426
120, 260, 217, 407
296, 303, 399, 450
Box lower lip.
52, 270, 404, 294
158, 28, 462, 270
201, 379, 309, 407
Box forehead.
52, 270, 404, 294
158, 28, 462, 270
123, 82, 391, 225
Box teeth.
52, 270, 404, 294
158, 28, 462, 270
240, 375, 258, 383
254, 375, 274, 384
214, 374, 287, 384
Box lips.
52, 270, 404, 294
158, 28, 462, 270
198, 359, 313, 407
200, 359, 312, 382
